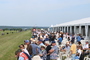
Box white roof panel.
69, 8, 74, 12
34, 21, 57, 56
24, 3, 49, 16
54, 17, 90, 27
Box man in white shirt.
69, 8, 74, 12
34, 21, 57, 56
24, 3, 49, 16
83, 41, 89, 50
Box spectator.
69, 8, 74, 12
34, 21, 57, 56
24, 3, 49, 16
77, 46, 83, 56
75, 53, 80, 59
49, 33, 56, 42
39, 46, 47, 60
64, 43, 70, 52
58, 35, 63, 45
70, 42, 77, 60
71, 35, 75, 43
24, 40, 32, 56
24, 40, 30, 49
76, 34, 81, 42
67, 34, 70, 41
15, 49, 30, 60
83, 41, 89, 57
83, 41, 89, 50
19, 44, 30, 55
44, 36, 49, 42
45, 41, 51, 60
60, 31, 63, 40
49, 41, 58, 60
30, 40, 39, 57
38, 40, 44, 48
77, 42, 82, 47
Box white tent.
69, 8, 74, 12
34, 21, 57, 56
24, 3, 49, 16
54, 17, 90, 27
50, 17, 90, 40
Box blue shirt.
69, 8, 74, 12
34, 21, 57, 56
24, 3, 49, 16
75, 56, 79, 59
31, 43, 39, 55
18, 57, 24, 60
58, 37, 62, 42
76, 36, 81, 42
50, 45, 59, 59
39, 43, 44, 47
44, 38, 49, 41
64, 46, 70, 51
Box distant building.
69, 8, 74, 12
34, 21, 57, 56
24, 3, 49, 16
49, 17, 90, 40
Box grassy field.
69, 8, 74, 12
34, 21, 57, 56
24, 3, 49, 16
0, 30, 18, 36
0, 30, 31, 60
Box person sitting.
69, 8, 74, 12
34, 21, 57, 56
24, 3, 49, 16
83, 41, 89, 51
64, 43, 70, 52
75, 53, 80, 59
77, 42, 82, 47
60, 42, 70, 53
44, 36, 49, 42
45, 41, 51, 60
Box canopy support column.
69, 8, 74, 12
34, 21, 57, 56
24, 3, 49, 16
85, 25, 88, 40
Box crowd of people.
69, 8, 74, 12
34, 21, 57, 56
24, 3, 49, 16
15, 29, 90, 60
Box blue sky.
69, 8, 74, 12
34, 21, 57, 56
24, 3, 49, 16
0, 0, 90, 27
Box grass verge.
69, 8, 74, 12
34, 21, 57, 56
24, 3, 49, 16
0, 30, 31, 60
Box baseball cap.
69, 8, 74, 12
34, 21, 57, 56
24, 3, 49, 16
31, 36, 34, 38
51, 41, 56, 44
24, 40, 30, 43
39, 40, 43, 42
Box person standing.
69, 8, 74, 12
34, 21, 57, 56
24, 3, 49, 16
58, 35, 62, 45
39, 46, 47, 60
15, 49, 30, 60
76, 34, 81, 42
71, 35, 75, 43
49, 41, 59, 60
60, 31, 63, 40
45, 41, 51, 60
19, 44, 30, 56
49, 33, 56, 42
30, 40, 39, 57
70, 42, 77, 60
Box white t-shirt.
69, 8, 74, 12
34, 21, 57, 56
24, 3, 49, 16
78, 49, 82, 55
83, 44, 89, 49
22, 48, 30, 55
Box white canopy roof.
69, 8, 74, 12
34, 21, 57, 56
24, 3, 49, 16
54, 17, 90, 27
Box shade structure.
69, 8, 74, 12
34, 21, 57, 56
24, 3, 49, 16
54, 17, 90, 27
49, 17, 90, 40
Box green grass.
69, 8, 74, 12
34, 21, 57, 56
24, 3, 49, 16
0, 30, 31, 60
